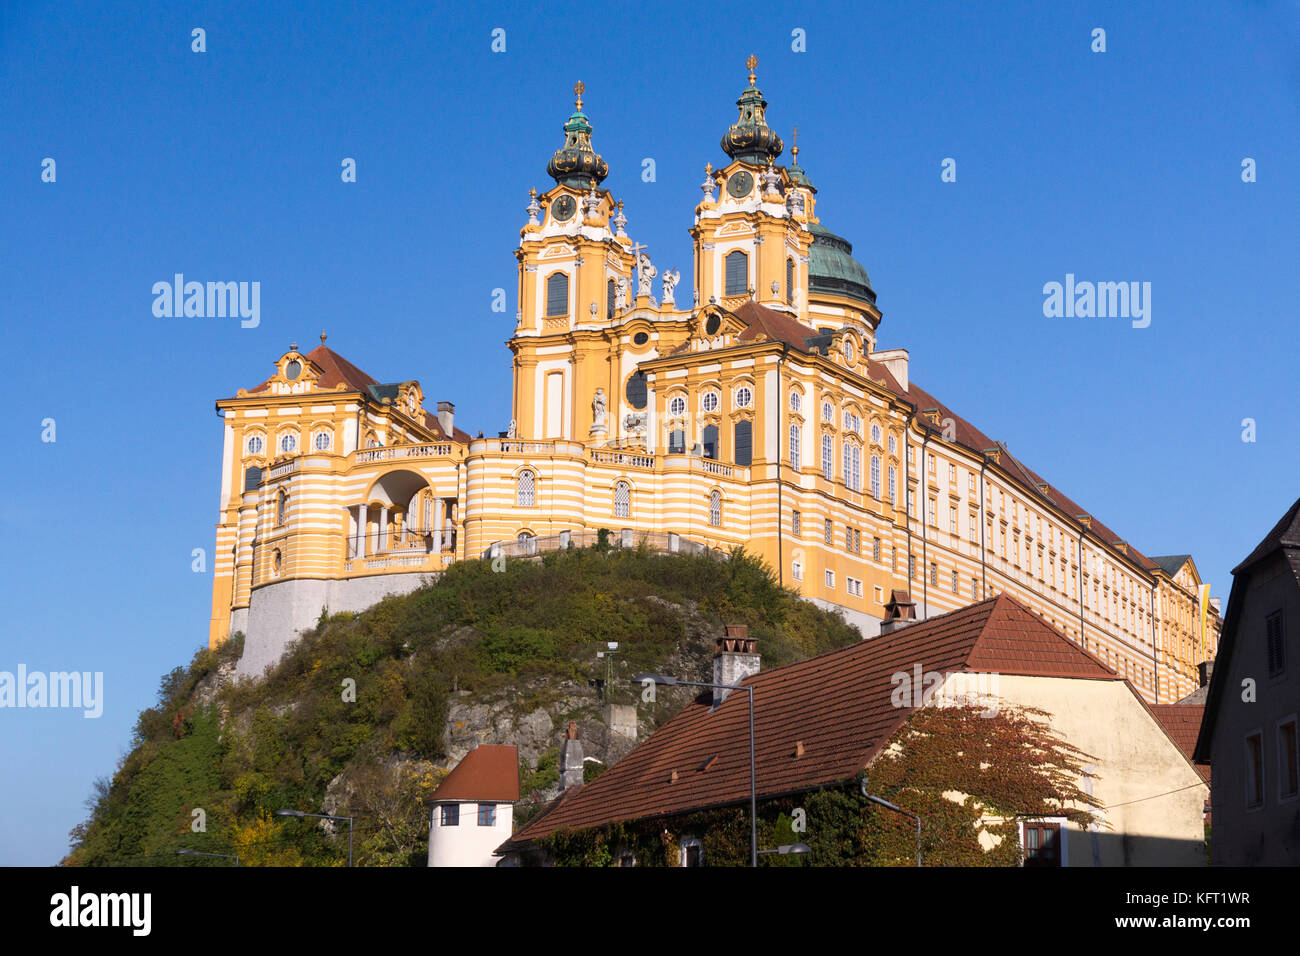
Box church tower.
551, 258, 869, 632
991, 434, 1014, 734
691, 57, 816, 319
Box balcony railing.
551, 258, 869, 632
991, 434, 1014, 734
591, 450, 656, 469
485, 529, 726, 561
355, 443, 453, 464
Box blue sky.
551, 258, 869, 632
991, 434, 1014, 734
1, 0, 1296, 865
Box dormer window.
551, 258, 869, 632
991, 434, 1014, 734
285, 360, 302, 380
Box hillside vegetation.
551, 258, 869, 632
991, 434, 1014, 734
65, 545, 861, 866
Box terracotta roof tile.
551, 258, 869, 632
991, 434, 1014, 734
500, 593, 1121, 851
1150, 705, 1209, 782
429, 745, 519, 804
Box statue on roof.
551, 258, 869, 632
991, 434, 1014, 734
661, 268, 680, 305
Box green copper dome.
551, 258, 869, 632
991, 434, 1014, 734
547, 83, 609, 189
808, 222, 876, 305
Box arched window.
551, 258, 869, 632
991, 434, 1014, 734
614, 481, 631, 518
607, 278, 616, 319
786, 257, 794, 304
871, 423, 881, 445
870, 455, 881, 499
821, 434, 833, 480
244, 465, 262, 492
822, 401, 833, 422
708, 490, 722, 527
789, 423, 801, 469
789, 390, 802, 413
546, 272, 569, 317
276, 489, 288, 526
733, 420, 752, 466
702, 424, 718, 460
625, 371, 648, 410
516, 470, 536, 507
725, 250, 748, 295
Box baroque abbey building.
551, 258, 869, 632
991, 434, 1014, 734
208, 61, 1220, 700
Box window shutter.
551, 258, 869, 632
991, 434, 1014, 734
546, 272, 569, 317
244, 466, 262, 492
725, 251, 748, 295
734, 420, 752, 466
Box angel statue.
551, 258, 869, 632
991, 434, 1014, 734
636, 252, 657, 298
661, 268, 680, 305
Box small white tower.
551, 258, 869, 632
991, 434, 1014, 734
427, 744, 519, 867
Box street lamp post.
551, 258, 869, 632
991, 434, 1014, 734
275, 809, 354, 867
176, 848, 240, 866
859, 777, 922, 866
633, 672, 757, 868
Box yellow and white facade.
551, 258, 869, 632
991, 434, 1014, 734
209, 63, 1220, 698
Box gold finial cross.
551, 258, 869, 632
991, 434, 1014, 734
320, 331, 327, 344
574, 81, 585, 108
705, 161, 713, 175
746, 54, 758, 83
791, 124, 800, 160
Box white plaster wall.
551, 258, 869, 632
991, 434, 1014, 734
427, 802, 515, 867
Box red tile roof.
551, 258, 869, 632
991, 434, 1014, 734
501, 593, 1125, 851
429, 745, 520, 804
1150, 705, 1210, 782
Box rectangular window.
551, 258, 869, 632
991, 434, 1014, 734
930, 562, 938, 586
478, 804, 497, 827
908, 555, 915, 579
888, 466, 896, 504
825, 569, 835, 589
792, 559, 803, 582
791, 510, 801, 536
734, 420, 753, 466
949, 506, 957, 534
948, 463, 956, 483
1280, 719, 1299, 800
822, 434, 833, 480
872, 536, 881, 562
928, 497, 937, 527
824, 518, 833, 546
1267, 611, 1285, 677
789, 424, 801, 469
951, 570, 959, 593
969, 473, 976, 493
1246, 732, 1264, 809
545, 272, 569, 317
907, 489, 915, 518
847, 577, 863, 597
725, 250, 748, 295
971, 577, 978, 599
1022, 822, 1062, 867
969, 513, 978, 543
927, 453, 935, 474
440, 805, 460, 827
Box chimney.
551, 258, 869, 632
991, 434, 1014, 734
880, 590, 918, 634
436, 401, 455, 437
868, 347, 908, 391
713, 625, 759, 706
1198, 660, 1214, 688
559, 721, 584, 790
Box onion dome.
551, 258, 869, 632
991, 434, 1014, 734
547, 82, 610, 189
720, 56, 784, 166
808, 222, 876, 306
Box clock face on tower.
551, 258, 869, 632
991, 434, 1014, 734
726, 170, 754, 198
552, 194, 577, 222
